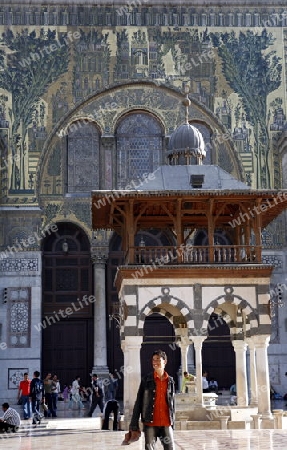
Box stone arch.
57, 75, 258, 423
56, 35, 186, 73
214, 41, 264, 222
115, 107, 167, 136
201, 290, 260, 337
136, 287, 194, 335
146, 307, 174, 326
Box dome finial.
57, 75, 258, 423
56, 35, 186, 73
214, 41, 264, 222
182, 83, 191, 124
167, 84, 206, 166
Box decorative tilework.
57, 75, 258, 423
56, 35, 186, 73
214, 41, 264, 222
7, 287, 31, 348
262, 255, 283, 269
0, 258, 39, 272
8, 368, 28, 389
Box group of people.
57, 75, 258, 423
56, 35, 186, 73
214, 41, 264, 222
17, 371, 61, 423
202, 371, 219, 393
67, 372, 119, 411
181, 370, 219, 394
0, 370, 47, 430
1, 350, 175, 449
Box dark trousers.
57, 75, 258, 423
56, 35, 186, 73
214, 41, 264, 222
51, 393, 58, 412
31, 398, 41, 424
44, 392, 57, 417
144, 426, 175, 450
0, 422, 18, 433
88, 395, 104, 417
101, 400, 119, 431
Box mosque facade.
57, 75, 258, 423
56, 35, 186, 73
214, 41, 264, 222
0, 0, 287, 405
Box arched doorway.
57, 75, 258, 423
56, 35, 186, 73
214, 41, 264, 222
141, 313, 181, 391
202, 313, 235, 389
42, 222, 93, 387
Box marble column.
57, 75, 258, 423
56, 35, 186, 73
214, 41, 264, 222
192, 336, 207, 406
187, 344, 195, 373
122, 336, 143, 419
253, 335, 272, 418
91, 251, 109, 377
232, 340, 248, 406
176, 329, 190, 374
246, 337, 258, 407
176, 330, 192, 392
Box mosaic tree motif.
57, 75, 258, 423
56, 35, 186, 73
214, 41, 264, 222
0, 29, 70, 192
210, 30, 282, 189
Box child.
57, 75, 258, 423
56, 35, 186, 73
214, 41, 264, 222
63, 384, 70, 403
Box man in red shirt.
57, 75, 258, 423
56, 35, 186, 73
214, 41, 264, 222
127, 349, 175, 450
18, 373, 31, 420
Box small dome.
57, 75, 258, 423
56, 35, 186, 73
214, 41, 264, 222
167, 122, 206, 165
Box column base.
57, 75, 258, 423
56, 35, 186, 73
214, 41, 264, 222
91, 365, 110, 379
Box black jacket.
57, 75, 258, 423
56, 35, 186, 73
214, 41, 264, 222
92, 380, 104, 399
129, 372, 175, 431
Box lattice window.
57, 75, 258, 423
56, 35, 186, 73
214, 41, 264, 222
7, 287, 31, 348
67, 122, 100, 193
116, 113, 163, 188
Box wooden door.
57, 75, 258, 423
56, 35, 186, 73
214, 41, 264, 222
42, 222, 93, 388
42, 319, 93, 387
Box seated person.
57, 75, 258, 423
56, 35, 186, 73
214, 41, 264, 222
208, 377, 218, 393
230, 383, 237, 405
0, 402, 21, 433
181, 371, 195, 393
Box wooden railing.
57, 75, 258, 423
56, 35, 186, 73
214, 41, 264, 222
127, 245, 261, 265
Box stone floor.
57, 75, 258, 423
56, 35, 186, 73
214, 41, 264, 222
2, 422, 287, 449
2, 399, 287, 449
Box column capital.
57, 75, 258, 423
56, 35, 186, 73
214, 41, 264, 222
91, 251, 108, 265
122, 336, 143, 348
191, 335, 207, 350
251, 335, 270, 348
245, 337, 256, 350
232, 340, 248, 352
91, 230, 110, 264
101, 135, 116, 149
175, 328, 192, 348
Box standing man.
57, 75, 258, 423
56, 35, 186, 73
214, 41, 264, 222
68, 376, 85, 410
44, 372, 57, 418
106, 372, 119, 400
51, 374, 61, 416
0, 402, 21, 433
29, 371, 44, 425
88, 374, 104, 417
126, 349, 175, 449
202, 371, 209, 393
101, 399, 120, 431
18, 372, 31, 420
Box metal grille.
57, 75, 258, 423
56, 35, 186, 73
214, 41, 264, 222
116, 113, 163, 188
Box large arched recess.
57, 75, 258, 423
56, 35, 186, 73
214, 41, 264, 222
36, 81, 245, 198
141, 313, 181, 391
41, 221, 93, 387
202, 313, 235, 389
